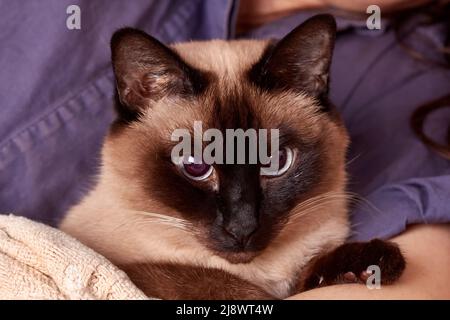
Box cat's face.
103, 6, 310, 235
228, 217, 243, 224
106, 15, 349, 264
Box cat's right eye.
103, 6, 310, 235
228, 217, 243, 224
260, 147, 294, 177
176, 155, 213, 181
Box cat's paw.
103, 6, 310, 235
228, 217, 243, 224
354, 239, 405, 284
302, 239, 406, 290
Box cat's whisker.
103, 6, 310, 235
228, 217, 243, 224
290, 192, 351, 211
288, 203, 337, 220
283, 191, 361, 226
290, 197, 346, 217
284, 192, 383, 235
110, 214, 186, 233
290, 191, 383, 229
287, 200, 344, 223
289, 191, 341, 209
110, 191, 362, 233
111, 218, 135, 233
346, 153, 362, 166
137, 220, 191, 231
349, 221, 363, 235
344, 192, 384, 218
116, 209, 195, 232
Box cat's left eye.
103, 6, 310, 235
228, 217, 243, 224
260, 147, 294, 177
178, 155, 213, 181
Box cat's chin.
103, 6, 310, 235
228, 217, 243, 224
215, 250, 261, 264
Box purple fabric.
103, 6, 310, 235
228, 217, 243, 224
0, 0, 449, 240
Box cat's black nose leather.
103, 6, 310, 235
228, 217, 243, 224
217, 164, 261, 248
223, 221, 258, 247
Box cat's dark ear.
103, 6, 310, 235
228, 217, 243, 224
111, 28, 207, 117
249, 14, 336, 101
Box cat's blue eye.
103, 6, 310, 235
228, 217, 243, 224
180, 155, 213, 181
260, 147, 294, 177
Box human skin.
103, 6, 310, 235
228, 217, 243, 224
322, 0, 431, 12
238, 0, 431, 15
288, 224, 450, 299
237, 0, 432, 31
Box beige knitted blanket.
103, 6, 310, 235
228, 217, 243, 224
0, 214, 148, 300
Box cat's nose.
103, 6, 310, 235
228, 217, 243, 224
223, 221, 258, 247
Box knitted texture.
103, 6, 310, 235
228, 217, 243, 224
0, 214, 148, 300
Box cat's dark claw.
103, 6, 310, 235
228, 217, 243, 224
301, 239, 406, 291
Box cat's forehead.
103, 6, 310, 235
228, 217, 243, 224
138, 88, 325, 149
171, 40, 271, 79
135, 40, 327, 143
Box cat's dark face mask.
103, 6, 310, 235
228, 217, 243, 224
108, 14, 349, 264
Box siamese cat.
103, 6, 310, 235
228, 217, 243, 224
60, 15, 405, 299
